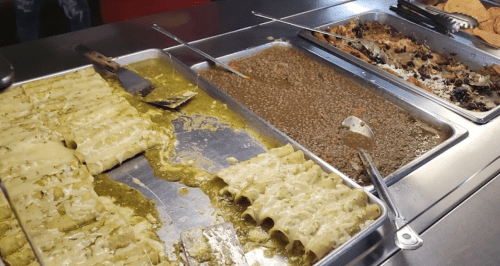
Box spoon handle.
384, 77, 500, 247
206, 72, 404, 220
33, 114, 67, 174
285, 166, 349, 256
252, 11, 358, 43
358, 150, 423, 250
152, 24, 250, 80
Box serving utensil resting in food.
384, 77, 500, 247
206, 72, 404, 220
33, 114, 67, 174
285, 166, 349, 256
180, 223, 248, 266
74, 44, 197, 108
151, 24, 251, 80
341, 116, 423, 250
0, 53, 14, 92
252, 11, 389, 63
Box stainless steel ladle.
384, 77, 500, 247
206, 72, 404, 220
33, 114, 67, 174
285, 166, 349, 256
341, 116, 423, 250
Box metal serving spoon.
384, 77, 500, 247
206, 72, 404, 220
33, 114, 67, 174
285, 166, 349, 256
341, 116, 423, 250
152, 24, 250, 80
252, 11, 389, 63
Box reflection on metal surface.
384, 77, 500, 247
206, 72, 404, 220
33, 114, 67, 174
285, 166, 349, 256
405, 152, 500, 230
245, 248, 289, 266
108, 155, 217, 259
344, 1, 371, 13
172, 115, 267, 173
354, 153, 500, 265
381, 159, 500, 266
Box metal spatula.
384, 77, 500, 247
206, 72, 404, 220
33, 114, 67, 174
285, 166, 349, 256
74, 44, 196, 108
181, 223, 248, 266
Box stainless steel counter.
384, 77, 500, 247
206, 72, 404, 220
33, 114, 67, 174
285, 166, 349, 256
2, 0, 500, 265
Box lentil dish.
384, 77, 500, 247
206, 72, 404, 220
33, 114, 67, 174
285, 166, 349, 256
198, 46, 445, 185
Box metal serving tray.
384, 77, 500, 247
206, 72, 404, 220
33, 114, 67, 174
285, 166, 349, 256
151, 47, 390, 265
8, 48, 389, 265
298, 11, 500, 124
116, 49, 390, 265
191, 41, 468, 190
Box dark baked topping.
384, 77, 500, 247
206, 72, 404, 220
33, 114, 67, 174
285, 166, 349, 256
313, 20, 500, 112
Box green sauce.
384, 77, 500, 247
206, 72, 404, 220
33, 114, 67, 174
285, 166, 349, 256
177, 187, 190, 196
93, 174, 160, 221
104, 58, 307, 265
199, 178, 315, 265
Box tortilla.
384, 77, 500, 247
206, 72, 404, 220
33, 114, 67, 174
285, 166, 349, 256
488, 7, 500, 19
479, 19, 495, 33
494, 16, 500, 34
435, 3, 446, 10
444, 0, 490, 22
473, 28, 500, 47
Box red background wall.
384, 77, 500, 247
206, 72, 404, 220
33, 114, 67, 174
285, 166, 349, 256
100, 0, 211, 23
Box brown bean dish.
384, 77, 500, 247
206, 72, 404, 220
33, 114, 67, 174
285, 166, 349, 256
198, 46, 445, 185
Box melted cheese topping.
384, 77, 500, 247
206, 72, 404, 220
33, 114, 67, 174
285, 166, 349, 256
215, 144, 381, 259
18, 68, 162, 175
0, 68, 170, 265
0, 193, 38, 266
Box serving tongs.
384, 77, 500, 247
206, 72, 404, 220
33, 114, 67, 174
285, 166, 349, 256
342, 116, 423, 250
420, 4, 480, 29
392, 1, 500, 49
252, 11, 389, 64
397, 0, 462, 33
